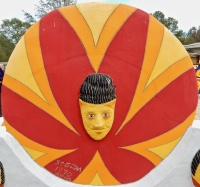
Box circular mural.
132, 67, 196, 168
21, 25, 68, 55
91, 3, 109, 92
2, 3, 198, 185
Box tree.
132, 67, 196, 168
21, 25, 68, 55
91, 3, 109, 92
152, 11, 179, 34
0, 18, 31, 45
35, 0, 77, 18
22, 10, 36, 24
174, 29, 187, 44
151, 11, 165, 26
186, 26, 200, 44
151, 11, 187, 44
0, 0, 77, 61
0, 34, 15, 61
0, 18, 31, 61
23, 0, 77, 25
164, 17, 178, 34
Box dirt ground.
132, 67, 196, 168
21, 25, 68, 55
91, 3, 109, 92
195, 95, 200, 120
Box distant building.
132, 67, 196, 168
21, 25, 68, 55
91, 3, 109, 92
185, 43, 200, 93
184, 43, 200, 64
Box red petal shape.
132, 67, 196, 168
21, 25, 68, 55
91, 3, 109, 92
99, 145, 154, 183
98, 9, 149, 134
116, 69, 198, 146
2, 86, 80, 149
40, 10, 95, 136
45, 143, 97, 182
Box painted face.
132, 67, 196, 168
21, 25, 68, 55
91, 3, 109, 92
79, 99, 116, 140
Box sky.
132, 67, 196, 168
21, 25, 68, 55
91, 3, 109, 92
0, 0, 199, 32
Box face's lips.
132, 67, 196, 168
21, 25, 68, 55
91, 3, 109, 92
96, 132, 102, 134
91, 128, 105, 130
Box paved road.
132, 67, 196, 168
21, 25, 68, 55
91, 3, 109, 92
195, 95, 200, 120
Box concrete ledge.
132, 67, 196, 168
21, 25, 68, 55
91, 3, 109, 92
0, 118, 199, 187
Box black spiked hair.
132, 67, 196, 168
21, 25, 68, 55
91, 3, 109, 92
191, 149, 200, 176
80, 73, 116, 104
0, 162, 5, 185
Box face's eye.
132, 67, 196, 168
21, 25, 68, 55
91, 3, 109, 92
102, 113, 109, 117
88, 114, 95, 118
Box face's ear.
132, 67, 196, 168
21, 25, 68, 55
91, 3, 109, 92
103, 99, 116, 109
79, 99, 86, 107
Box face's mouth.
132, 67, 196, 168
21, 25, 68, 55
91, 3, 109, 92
92, 128, 105, 131
95, 132, 102, 134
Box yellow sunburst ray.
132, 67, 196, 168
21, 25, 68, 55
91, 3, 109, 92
121, 110, 196, 165
3, 120, 76, 167
59, 3, 136, 72
116, 16, 193, 134
3, 21, 78, 135
73, 151, 119, 185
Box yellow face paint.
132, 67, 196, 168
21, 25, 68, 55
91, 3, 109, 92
79, 99, 116, 140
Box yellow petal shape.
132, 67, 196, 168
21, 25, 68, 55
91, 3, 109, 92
76, 3, 119, 46
5, 36, 47, 102
147, 137, 181, 159
25, 22, 78, 134
3, 120, 76, 167
90, 172, 104, 186
145, 27, 188, 88
59, 4, 136, 72
117, 16, 193, 134
121, 110, 196, 166
23, 146, 46, 160
3, 22, 78, 135
74, 151, 119, 185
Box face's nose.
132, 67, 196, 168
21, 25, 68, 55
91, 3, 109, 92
94, 114, 103, 128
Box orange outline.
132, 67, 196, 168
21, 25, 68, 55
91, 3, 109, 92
73, 151, 120, 185
121, 110, 196, 165
117, 16, 193, 134
58, 4, 136, 72
3, 120, 76, 167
